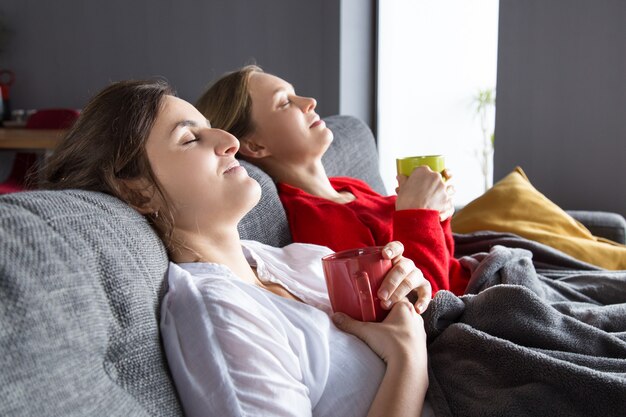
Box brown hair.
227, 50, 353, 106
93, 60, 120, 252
38, 79, 178, 252
195, 65, 263, 141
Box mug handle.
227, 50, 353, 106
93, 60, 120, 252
354, 271, 377, 322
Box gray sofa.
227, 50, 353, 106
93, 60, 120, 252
1, 115, 624, 416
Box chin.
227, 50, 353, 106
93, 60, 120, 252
323, 127, 334, 143
319, 129, 334, 154
230, 179, 262, 226
249, 178, 262, 206
242, 177, 263, 211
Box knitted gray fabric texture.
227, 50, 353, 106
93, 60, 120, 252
0, 190, 181, 416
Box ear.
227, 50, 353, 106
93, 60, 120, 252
238, 136, 271, 159
118, 178, 161, 215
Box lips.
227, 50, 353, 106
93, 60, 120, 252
310, 118, 325, 129
223, 160, 243, 175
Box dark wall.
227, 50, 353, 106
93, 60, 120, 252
0, 0, 376, 181
495, 0, 626, 217
1, 0, 342, 115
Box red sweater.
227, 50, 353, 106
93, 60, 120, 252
278, 177, 470, 295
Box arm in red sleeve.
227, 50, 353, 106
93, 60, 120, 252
392, 209, 451, 294
442, 218, 455, 257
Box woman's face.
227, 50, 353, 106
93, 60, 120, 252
144, 95, 261, 230
246, 72, 333, 163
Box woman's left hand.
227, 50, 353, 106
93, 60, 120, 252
378, 241, 432, 314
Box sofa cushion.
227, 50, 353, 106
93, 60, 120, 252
451, 167, 626, 270
0, 190, 182, 416
322, 115, 386, 195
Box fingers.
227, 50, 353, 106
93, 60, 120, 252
333, 300, 415, 339
439, 182, 455, 221
407, 166, 441, 189
384, 298, 415, 319
332, 312, 368, 340
396, 174, 408, 189
333, 301, 424, 363
409, 165, 435, 178
396, 165, 449, 212
376, 250, 433, 313
401, 166, 441, 189
378, 256, 418, 307
413, 279, 432, 314
439, 197, 455, 221
446, 182, 456, 197
381, 241, 404, 260
440, 206, 455, 222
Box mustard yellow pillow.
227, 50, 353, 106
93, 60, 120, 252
451, 167, 626, 270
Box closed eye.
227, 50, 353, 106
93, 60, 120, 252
182, 137, 199, 145
280, 100, 291, 108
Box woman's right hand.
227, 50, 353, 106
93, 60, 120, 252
333, 301, 429, 417
395, 166, 454, 221
332, 300, 427, 366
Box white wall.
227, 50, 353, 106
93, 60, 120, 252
340, 0, 376, 128
377, 0, 499, 204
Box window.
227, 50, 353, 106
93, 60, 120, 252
377, 0, 499, 204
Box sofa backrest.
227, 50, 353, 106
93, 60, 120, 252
0, 115, 383, 416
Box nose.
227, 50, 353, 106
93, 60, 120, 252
295, 96, 317, 113
214, 129, 240, 156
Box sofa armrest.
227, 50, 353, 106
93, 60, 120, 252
566, 210, 626, 244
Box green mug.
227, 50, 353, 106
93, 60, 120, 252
396, 155, 445, 177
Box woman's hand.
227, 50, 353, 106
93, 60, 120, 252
395, 165, 455, 221
379, 241, 432, 314
333, 299, 427, 365
333, 300, 429, 417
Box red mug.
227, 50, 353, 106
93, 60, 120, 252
322, 246, 392, 322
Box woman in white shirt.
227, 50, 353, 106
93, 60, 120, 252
40, 80, 433, 417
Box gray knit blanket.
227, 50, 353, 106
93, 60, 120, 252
424, 231, 626, 417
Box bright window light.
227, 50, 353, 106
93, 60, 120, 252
377, 0, 499, 205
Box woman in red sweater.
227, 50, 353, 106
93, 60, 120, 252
196, 65, 470, 299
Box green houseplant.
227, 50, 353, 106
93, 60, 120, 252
473, 87, 496, 192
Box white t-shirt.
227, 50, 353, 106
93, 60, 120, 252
160, 240, 433, 417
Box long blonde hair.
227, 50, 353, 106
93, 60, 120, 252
195, 65, 263, 140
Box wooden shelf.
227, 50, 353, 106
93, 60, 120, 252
0, 128, 66, 151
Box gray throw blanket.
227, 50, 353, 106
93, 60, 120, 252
424, 231, 626, 417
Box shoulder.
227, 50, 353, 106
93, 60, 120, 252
242, 240, 332, 274
166, 261, 232, 295
162, 260, 295, 345
163, 262, 247, 318
244, 239, 332, 255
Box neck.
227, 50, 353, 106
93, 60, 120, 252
170, 225, 257, 285
256, 157, 355, 203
